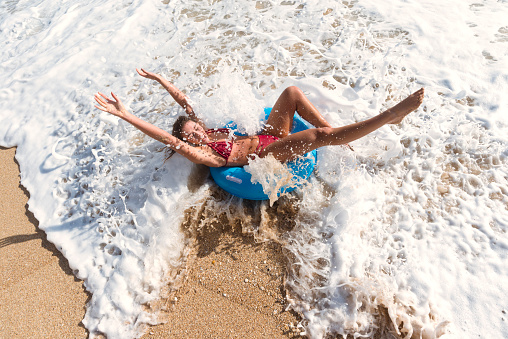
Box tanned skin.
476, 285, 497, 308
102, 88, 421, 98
94, 69, 424, 167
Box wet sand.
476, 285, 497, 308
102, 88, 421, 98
142, 225, 302, 338
0, 147, 301, 338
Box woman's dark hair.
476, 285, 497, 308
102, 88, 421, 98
164, 115, 198, 162
172, 115, 194, 140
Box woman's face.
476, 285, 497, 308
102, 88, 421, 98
181, 121, 209, 145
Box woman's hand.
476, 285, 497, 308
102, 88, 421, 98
136, 68, 160, 81
94, 92, 128, 118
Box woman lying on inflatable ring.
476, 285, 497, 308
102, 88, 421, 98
94, 68, 424, 167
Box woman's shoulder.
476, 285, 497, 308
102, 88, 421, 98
180, 144, 227, 167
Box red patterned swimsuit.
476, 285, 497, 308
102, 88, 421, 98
206, 128, 279, 165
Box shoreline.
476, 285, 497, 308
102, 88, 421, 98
0, 146, 301, 338
0, 147, 89, 338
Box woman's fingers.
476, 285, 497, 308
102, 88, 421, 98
110, 92, 120, 102
98, 92, 111, 102
139, 68, 157, 78
136, 68, 148, 77
97, 91, 121, 106
94, 92, 123, 115
94, 93, 105, 101
94, 95, 106, 106
94, 105, 107, 112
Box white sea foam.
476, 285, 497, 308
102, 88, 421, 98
1, 0, 507, 338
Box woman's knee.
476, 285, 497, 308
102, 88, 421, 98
283, 86, 304, 99
310, 127, 335, 145
315, 127, 333, 139
298, 128, 332, 145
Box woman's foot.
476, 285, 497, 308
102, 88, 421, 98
385, 88, 424, 124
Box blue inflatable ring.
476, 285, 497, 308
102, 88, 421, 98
209, 108, 317, 200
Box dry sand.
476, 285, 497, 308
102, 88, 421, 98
0, 147, 302, 338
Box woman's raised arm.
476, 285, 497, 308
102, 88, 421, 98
94, 91, 178, 145
94, 92, 223, 167
136, 68, 205, 127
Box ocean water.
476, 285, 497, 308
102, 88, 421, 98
1, 0, 507, 338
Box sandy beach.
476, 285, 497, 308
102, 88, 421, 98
142, 224, 302, 338
0, 147, 301, 338
0, 147, 89, 338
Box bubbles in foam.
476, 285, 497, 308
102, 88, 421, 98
245, 155, 300, 206
1, 0, 508, 337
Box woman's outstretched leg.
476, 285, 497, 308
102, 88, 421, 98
261, 88, 424, 162
262, 86, 333, 138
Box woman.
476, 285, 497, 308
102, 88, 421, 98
94, 69, 424, 167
